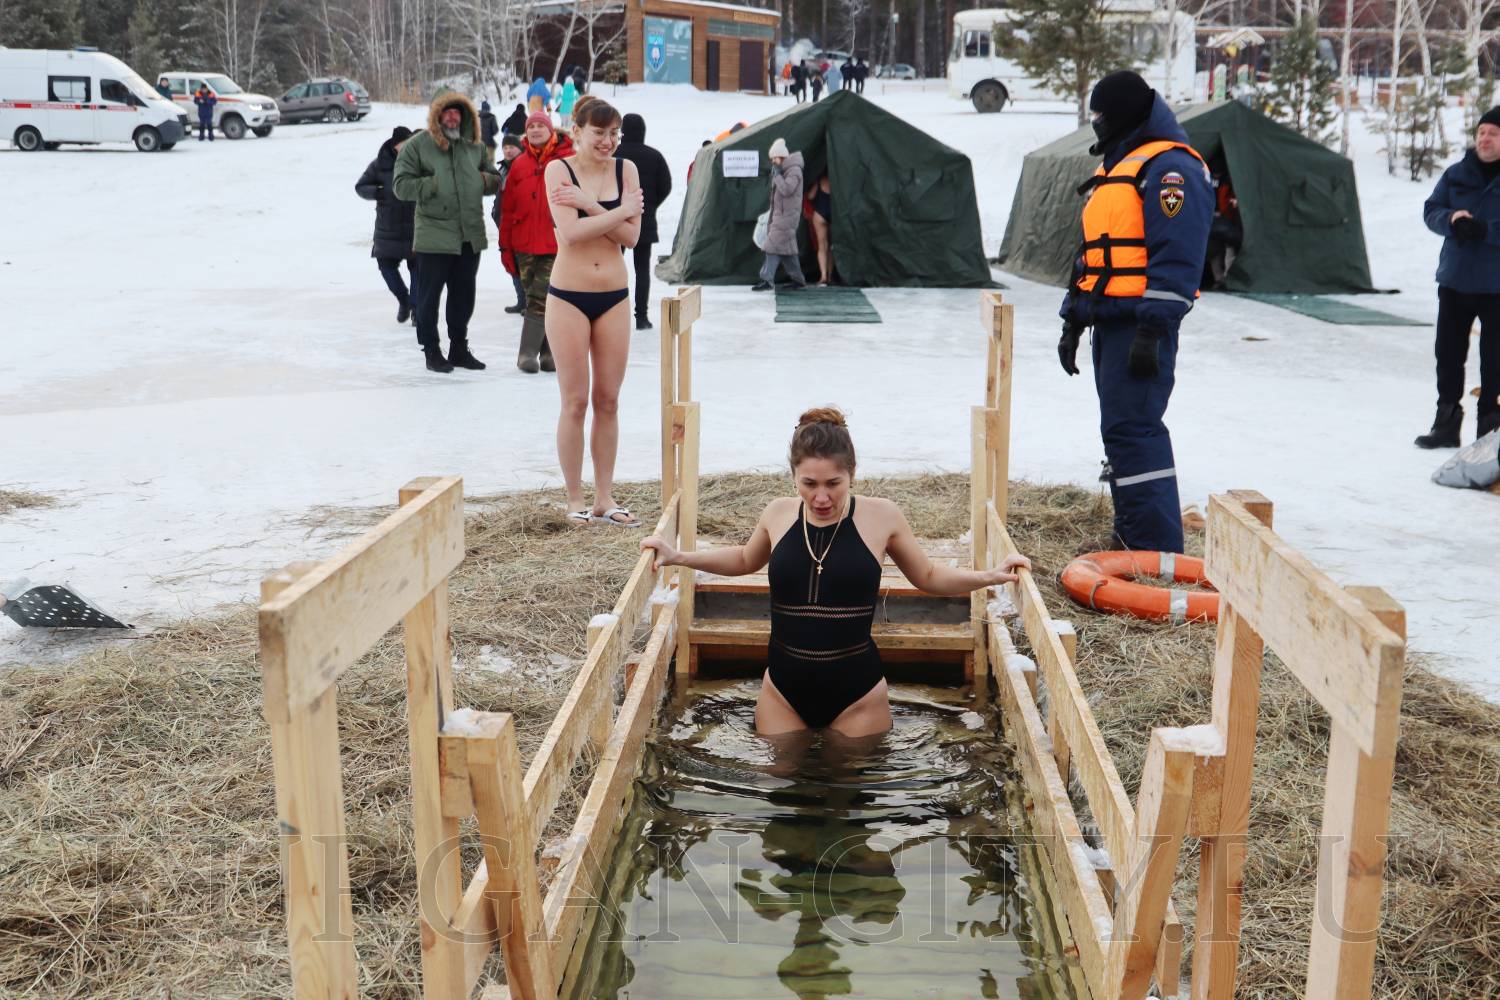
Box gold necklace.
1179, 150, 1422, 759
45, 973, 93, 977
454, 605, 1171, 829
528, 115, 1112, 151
801, 497, 848, 602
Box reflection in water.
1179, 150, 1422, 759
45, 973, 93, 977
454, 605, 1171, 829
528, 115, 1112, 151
565, 680, 1078, 1000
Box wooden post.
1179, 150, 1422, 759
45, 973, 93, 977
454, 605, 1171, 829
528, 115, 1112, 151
1050, 620, 1076, 783
585, 620, 613, 755
1193, 492, 1271, 1000
674, 402, 700, 678
1305, 587, 1405, 1000
449, 714, 555, 1000
399, 480, 466, 1000
970, 406, 991, 687
659, 303, 677, 505
983, 294, 1014, 522
261, 563, 359, 1000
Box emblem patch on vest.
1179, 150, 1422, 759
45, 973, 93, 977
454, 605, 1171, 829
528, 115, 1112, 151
1160, 186, 1185, 218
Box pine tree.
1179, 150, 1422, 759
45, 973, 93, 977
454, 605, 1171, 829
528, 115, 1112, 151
994, 0, 1136, 125
0, 0, 82, 48
1260, 15, 1339, 147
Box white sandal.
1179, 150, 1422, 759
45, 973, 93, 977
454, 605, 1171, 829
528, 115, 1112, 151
566, 509, 593, 526
592, 506, 641, 528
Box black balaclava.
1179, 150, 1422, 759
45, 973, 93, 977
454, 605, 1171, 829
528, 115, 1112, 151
1089, 70, 1156, 157
621, 113, 646, 144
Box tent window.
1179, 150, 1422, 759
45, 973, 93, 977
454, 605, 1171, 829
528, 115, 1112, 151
963, 30, 991, 58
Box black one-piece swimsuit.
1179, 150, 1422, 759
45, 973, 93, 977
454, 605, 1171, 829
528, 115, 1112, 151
766, 498, 884, 729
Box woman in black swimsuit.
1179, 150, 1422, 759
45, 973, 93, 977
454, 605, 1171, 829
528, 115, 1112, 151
641, 407, 1032, 737
545, 98, 647, 527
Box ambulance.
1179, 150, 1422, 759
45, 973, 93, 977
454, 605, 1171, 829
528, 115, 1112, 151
0, 46, 188, 151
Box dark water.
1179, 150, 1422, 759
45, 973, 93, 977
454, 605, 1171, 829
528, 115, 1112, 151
563, 680, 1079, 1000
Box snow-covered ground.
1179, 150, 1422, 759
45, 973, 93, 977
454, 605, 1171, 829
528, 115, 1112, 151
2, 82, 1496, 700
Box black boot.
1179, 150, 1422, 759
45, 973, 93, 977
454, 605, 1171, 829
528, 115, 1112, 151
635, 314, 653, 330
423, 345, 453, 373
448, 338, 486, 370
517, 315, 545, 373
504, 302, 526, 314
539, 334, 556, 373
1414, 403, 1462, 448
396, 299, 411, 324
1478, 409, 1500, 440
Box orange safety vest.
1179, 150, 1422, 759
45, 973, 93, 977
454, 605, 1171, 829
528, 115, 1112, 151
1074, 139, 1207, 298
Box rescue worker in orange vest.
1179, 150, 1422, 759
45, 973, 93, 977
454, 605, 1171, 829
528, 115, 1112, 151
1058, 71, 1213, 554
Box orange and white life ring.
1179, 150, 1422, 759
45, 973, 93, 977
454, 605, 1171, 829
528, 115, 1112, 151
1060, 550, 1219, 623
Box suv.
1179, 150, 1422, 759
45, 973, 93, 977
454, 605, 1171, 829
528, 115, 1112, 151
278, 77, 370, 123
158, 70, 279, 138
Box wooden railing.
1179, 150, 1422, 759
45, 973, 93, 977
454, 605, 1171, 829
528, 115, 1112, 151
257, 288, 703, 1000
969, 292, 1406, 1000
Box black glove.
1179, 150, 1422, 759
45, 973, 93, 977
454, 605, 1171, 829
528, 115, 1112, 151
1452, 215, 1486, 241
1058, 321, 1084, 376
1127, 327, 1163, 379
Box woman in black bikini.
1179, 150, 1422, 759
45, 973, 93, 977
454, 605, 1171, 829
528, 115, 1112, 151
545, 98, 647, 527
640, 408, 1032, 737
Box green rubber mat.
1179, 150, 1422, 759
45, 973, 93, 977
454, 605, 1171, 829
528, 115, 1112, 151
774, 285, 882, 324
1231, 292, 1427, 326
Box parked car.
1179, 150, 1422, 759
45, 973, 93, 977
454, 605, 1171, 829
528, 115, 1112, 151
876, 63, 919, 80
158, 70, 278, 138
277, 78, 370, 123
0, 47, 187, 151
813, 50, 852, 67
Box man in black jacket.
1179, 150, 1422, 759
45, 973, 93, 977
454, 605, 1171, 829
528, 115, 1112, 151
501, 102, 527, 137
478, 100, 498, 152
355, 126, 418, 324
616, 113, 674, 330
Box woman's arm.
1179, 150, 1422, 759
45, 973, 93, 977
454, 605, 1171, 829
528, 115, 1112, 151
882, 500, 1030, 596
641, 501, 779, 577
545, 160, 642, 245
605, 159, 643, 248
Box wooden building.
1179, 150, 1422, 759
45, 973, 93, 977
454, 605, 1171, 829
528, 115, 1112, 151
625, 0, 780, 94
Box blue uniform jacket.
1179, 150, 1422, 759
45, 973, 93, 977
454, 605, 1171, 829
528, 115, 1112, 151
1062, 95, 1214, 333
1423, 149, 1500, 295
193, 91, 217, 122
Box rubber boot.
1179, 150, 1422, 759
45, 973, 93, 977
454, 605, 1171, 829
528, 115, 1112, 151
1414, 403, 1462, 449
423, 345, 453, 373
539, 334, 556, 373
517, 315, 544, 374
448, 336, 486, 371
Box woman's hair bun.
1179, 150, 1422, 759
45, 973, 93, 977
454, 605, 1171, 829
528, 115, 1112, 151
796, 406, 847, 428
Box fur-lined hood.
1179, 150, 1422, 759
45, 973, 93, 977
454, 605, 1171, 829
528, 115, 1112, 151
426, 92, 481, 152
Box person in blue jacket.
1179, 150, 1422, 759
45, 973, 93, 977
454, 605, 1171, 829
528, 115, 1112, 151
1057, 71, 1213, 554
193, 83, 216, 141
1416, 106, 1500, 447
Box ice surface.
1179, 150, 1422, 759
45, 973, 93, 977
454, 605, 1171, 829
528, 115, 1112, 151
2, 85, 1495, 703
443, 707, 489, 737
1159, 722, 1228, 757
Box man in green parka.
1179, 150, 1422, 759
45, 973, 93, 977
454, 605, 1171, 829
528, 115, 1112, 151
394, 91, 502, 373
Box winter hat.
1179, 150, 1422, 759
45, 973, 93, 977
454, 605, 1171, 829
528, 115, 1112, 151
621, 113, 646, 143
768, 137, 790, 159
1088, 70, 1156, 155
481, 99, 491, 113
390, 126, 413, 143
1480, 106, 1500, 130
501, 133, 522, 150
525, 110, 553, 131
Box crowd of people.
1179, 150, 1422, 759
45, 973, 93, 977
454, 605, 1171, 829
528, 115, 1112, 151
780, 55, 869, 102
353, 85, 673, 528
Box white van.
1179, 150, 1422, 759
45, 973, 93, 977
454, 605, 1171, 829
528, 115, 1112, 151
158, 70, 279, 139
0, 47, 187, 151
948, 4, 1198, 113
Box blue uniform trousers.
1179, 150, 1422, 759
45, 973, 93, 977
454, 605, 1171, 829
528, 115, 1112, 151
1092, 320, 1184, 553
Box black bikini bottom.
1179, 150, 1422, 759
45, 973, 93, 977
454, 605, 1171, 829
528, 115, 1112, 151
547, 285, 629, 322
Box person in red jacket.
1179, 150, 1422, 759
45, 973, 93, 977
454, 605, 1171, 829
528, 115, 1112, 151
500, 112, 575, 372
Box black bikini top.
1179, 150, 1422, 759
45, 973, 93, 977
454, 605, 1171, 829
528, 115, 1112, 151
561, 157, 623, 219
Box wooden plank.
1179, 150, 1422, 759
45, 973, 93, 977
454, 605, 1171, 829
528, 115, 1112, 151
674, 402, 700, 677
522, 614, 625, 851
659, 311, 677, 503
1204, 493, 1404, 756
670, 283, 702, 332
982, 294, 1013, 520
1107, 729, 1197, 1000
991, 623, 1112, 999
1305, 588, 1405, 1000
259, 476, 464, 720
455, 865, 501, 997
1049, 620, 1076, 783
260, 564, 359, 1000
970, 407, 991, 684
676, 316, 693, 404
450, 714, 555, 1000
545, 612, 677, 979
689, 618, 975, 651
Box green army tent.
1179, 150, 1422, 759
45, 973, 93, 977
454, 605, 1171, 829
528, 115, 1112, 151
997, 101, 1376, 294
657, 90, 992, 287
